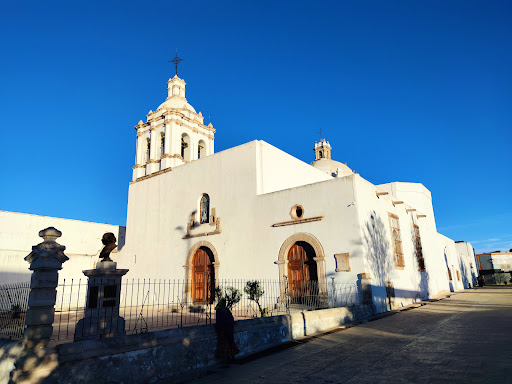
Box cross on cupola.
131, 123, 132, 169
169, 52, 183, 76
318, 128, 324, 141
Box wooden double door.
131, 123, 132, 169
287, 241, 318, 303
192, 248, 215, 303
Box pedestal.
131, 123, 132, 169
74, 261, 129, 341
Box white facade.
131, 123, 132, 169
113, 74, 480, 312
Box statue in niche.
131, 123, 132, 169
99, 232, 117, 262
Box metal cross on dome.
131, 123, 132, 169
169, 52, 183, 76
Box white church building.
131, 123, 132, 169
0, 72, 479, 314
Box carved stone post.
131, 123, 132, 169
24, 227, 69, 349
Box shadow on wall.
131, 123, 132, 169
410, 227, 430, 300
362, 212, 393, 312
443, 248, 454, 292
117, 227, 126, 250
0, 271, 31, 285
459, 256, 470, 289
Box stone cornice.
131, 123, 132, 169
132, 166, 173, 183
272, 216, 324, 227
132, 164, 145, 169
147, 159, 160, 164
134, 122, 150, 130
159, 110, 214, 132
164, 95, 187, 102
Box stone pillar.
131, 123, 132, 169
147, 125, 160, 174
313, 256, 327, 293
74, 261, 128, 341
24, 227, 69, 349
275, 260, 288, 309
358, 272, 373, 306
170, 119, 183, 167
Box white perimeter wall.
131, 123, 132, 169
0, 211, 126, 284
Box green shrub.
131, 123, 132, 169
244, 280, 269, 317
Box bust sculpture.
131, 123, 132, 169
99, 232, 117, 262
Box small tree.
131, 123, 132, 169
244, 280, 268, 317
215, 286, 241, 310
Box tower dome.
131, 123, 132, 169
131, 72, 216, 182
310, 139, 353, 178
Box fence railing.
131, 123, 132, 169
0, 282, 30, 340
50, 278, 360, 344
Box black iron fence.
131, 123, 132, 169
0, 282, 30, 340
47, 278, 359, 344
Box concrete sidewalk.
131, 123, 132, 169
185, 286, 512, 384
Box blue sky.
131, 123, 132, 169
1, 1, 510, 253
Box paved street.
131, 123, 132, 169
189, 287, 512, 383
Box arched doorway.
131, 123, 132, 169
288, 241, 318, 303
276, 233, 327, 306
192, 247, 215, 303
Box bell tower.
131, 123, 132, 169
132, 69, 215, 182
314, 139, 332, 161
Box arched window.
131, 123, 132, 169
200, 194, 210, 224
198, 140, 206, 159
181, 134, 190, 161
145, 138, 150, 163
159, 133, 165, 158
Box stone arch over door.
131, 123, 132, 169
184, 241, 220, 303
276, 233, 327, 300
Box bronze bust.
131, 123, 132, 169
99, 232, 117, 262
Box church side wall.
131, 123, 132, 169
353, 177, 450, 313
438, 234, 469, 292
0, 211, 126, 284
455, 242, 478, 288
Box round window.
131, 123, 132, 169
290, 204, 305, 220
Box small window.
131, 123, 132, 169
200, 194, 210, 224
389, 214, 404, 268
413, 224, 425, 271
448, 268, 452, 281
290, 204, 305, 220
